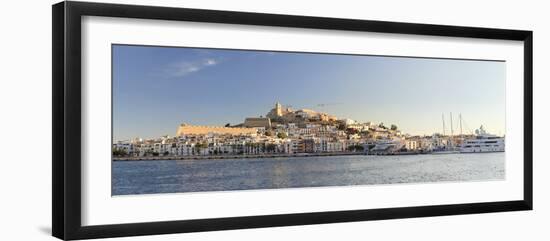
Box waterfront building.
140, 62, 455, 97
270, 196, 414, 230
304, 138, 315, 153
176, 142, 192, 156
113, 141, 135, 156
414, 137, 433, 151
405, 140, 418, 150
314, 137, 328, 152
327, 140, 346, 152
431, 134, 449, 150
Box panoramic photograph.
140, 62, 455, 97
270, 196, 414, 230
111, 44, 506, 196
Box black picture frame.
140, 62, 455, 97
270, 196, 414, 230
52, 1, 533, 240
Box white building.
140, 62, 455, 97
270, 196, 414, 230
405, 140, 418, 150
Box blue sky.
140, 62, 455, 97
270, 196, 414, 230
113, 45, 506, 140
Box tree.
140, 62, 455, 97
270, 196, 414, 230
195, 142, 208, 149
345, 128, 359, 135
390, 124, 398, 131
194, 142, 208, 155
224, 123, 231, 127
163, 151, 170, 156
337, 123, 347, 130
277, 132, 288, 139
378, 122, 387, 129
112, 148, 128, 157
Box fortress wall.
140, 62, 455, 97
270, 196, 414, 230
176, 125, 258, 136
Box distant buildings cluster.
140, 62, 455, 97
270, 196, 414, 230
113, 102, 470, 157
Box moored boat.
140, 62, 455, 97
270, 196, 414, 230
460, 125, 504, 153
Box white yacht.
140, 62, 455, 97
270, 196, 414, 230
371, 139, 402, 153
460, 125, 505, 153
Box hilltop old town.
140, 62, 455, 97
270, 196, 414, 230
113, 102, 478, 159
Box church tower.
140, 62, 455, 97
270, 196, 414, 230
275, 101, 283, 117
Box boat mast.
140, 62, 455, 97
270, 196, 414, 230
442, 113, 446, 136
459, 114, 463, 137
450, 112, 454, 137
450, 112, 454, 148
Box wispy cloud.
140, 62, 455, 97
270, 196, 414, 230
204, 59, 218, 66
166, 58, 219, 77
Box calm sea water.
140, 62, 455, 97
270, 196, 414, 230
112, 152, 504, 195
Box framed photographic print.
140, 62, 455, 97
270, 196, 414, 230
52, 1, 533, 240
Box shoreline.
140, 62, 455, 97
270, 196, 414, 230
112, 151, 431, 162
